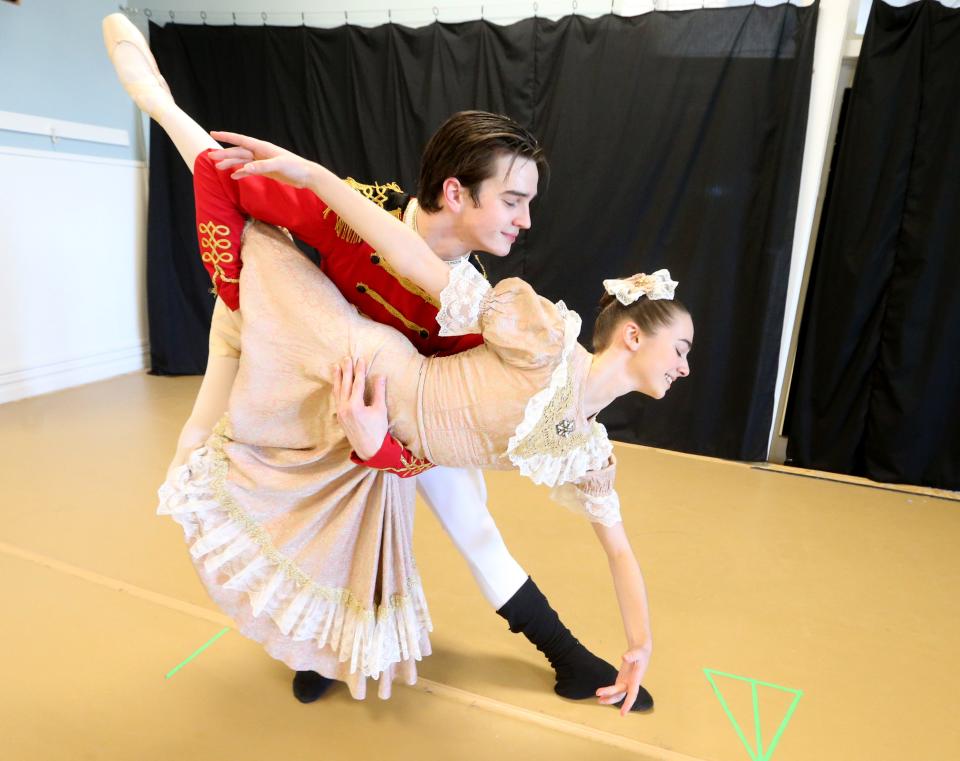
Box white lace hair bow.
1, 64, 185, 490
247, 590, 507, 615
602, 269, 678, 306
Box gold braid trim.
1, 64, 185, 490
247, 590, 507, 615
379, 450, 434, 477
356, 283, 429, 337
324, 177, 404, 243
207, 417, 421, 613
371, 253, 440, 308
472, 254, 489, 281
509, 372, 590, 460
198, 221, 239, 295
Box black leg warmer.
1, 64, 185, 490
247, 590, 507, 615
496, 577, 653, 712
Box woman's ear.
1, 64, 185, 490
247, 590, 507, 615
441, 177, 464, 213
621, 321, 642, 351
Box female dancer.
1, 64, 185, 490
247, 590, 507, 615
102, 14, 643, 710
105, 17, 692, 715
162, 130, 691, 714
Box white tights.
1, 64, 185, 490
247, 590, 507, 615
416, 466, 527, 610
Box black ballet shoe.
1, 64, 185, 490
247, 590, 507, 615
292, 670, 335, 703
555, 653, 654, 711
613, 685, 655, 713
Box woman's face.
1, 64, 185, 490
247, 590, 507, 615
629, 313, 694, 399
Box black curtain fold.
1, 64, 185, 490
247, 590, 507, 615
147, 5, 816, 461
787, 0, 960, 490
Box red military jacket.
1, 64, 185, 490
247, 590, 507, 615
192, 149, 484, 476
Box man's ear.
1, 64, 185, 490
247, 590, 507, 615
441, 177, 464, 213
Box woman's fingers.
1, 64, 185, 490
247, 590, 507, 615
208, 146, 255, 170
371, 375, 387, 411
596, 682, 626, 698
339, 357, 354, 405
231, 157, 278, 178
620, 681, 641, 717
210, 130, 276, 156
351, 358, 366, 402
332, 363, 342, 403
213, 157, 252, 172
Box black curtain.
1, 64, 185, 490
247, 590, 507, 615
787, 0, 960, 490
147, 5, 816, 461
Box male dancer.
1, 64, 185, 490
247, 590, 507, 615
104, 12, 652, 711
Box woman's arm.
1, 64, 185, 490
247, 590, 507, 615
209, 131, 451, 301
590, 520, 654, 716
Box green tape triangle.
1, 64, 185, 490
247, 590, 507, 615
704, 668, 803, 761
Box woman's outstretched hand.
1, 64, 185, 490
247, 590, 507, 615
209, 131, 316, 188
596, 646, 652, 716
332, 356, 389, 461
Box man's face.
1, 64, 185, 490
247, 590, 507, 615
457, 153, 539, 257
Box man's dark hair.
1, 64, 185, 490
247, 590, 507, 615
417, 110, 548, 212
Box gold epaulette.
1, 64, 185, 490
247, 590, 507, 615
325, 178, 404, 243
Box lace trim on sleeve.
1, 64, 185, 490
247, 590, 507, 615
436, 259, 492, 336
549, 482, 622, 527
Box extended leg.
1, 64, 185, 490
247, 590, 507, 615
103, 13, 217, 170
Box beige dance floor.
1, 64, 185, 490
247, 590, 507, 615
1, 372, 958, 761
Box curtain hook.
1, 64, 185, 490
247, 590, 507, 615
533, 1, 539, 17
200, 10, 207, 24
261, 11, 267, 25
144, 8, 152, 19
231, 11, 236, 24
302, 11, 306, 25
573, 0, 578, 13
344, 10, 349, 23
433, 6, 439, 21
168, 9, 175, 21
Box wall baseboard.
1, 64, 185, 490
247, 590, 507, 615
0, 343, 150, 405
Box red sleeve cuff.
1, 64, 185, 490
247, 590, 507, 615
350, 433, 434, 477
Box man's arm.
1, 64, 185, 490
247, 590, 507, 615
210, 132, 452, 302
196, 148, 341, 255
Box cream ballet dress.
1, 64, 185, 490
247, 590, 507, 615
159, 222, 621, 699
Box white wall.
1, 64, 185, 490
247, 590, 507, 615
0, 0, 149, 404
0, 148, 148, 404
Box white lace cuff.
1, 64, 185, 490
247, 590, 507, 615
437, 259, 491, 336
549, 482, 622, 527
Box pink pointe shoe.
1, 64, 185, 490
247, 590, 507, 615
102, 12, 174, 118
